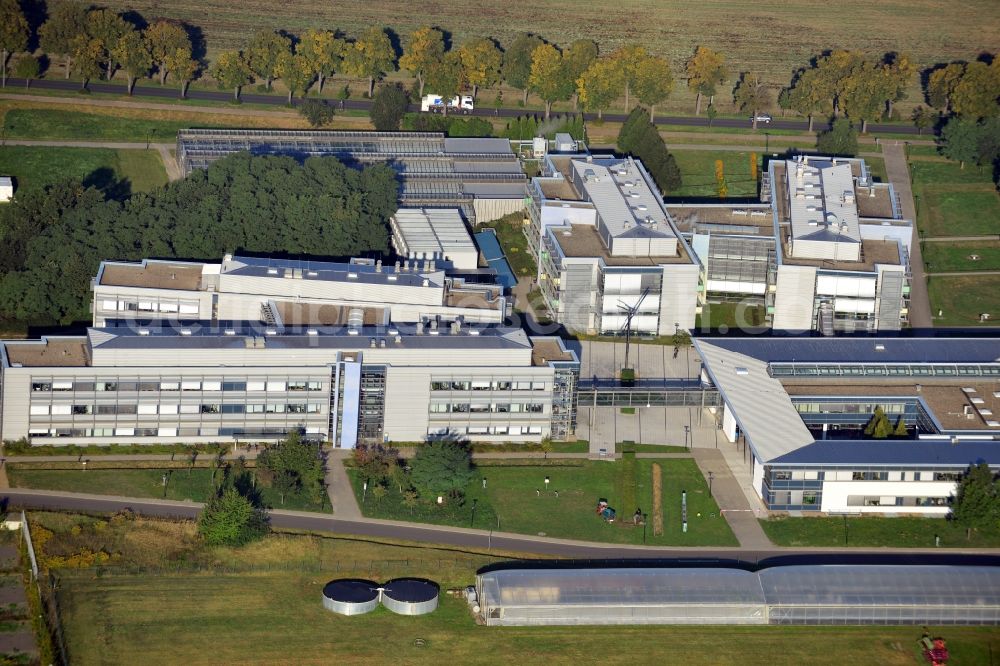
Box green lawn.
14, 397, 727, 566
864, 156, 888, 183
3, 108, 225, 142
350, 458, 736, 546
0, 146, 167, 196
8, 467, 325, 512
922, 241, 1000, 272
55, 570, 1000, 666
761, 515, 1000, 548
909, 160, 1000, 238
667, 150, 761, 199
927, 274, 1000, 327
695, 301, 766, 332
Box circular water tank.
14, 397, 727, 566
322, 579, 380, 616
381, 578, 439, 616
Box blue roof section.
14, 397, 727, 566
702, 337, 1000, 364
474, 230, 518, 290
771, 439, 1000, 466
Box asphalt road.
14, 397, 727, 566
4, 488, 999, 567
3, 77, 921, 135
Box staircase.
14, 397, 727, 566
818, 302, 835, 336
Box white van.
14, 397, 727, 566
421, 94, 475, 114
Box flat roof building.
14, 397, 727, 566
390, 208, 479, 271
694, 337, 1000, 513
1, 323, 579, 446
526, 154, 699, 336
92, 254, 507, 328
176, 130, 527, 223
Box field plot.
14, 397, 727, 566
0, 146, 167, 195
927, 274, 1000, 327
349, 458, 737, 546
911, 160, 1000, 238
62, 0, 996, 113
54, 570, 1000, 666
922, 241, 1000, 273
668, 150, 759, 199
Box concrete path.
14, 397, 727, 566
0, 92, 301, 119
882, 141, 932, 329
691, 449, 772, 549
324, 450, 361, 519
155, 144, 183, 181
925, 270, 1000, 277
922, 235, 1000, 242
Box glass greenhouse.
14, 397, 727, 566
476, 565, 1000, 627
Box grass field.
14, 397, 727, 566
350, 458, 736, 546
927, 274, 1000, 327
668, 150, 760, 199
911, 160, 1000, 237
0, 145, 167, 195
761, 515, 1000, 548
2, 108, 231, 142
922, 241, 1000, 272
54, 570, 1000, 665
63, 0, 996, 116
9, 467, 326, 511
695, 302, 767, 332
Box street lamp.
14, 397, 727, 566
362, 480, 368, 504
544, 476, 550, 490
708, 471, 714, 497
684, 425, 691, 450
642, 513, 648, 544
843, 515, 849, 546
471, 498, 478, 527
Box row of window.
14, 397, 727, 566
30, 403, 324, 416
771, 470, 961, 482
794, 402, 908, 415
29, 426, 325, 438
770, 363, 1000, 378
429, 403, 545, 414
99, 299, 200, 315
430, 426, 544, 436
430, 380, 547, 392
846, 495, 949, 507
31, 380, 324, 393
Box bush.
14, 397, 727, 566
298, 99, 335, 128
409, 439, 476, 498
198, 488, 269, 546
816, 118, 859, 156
370, 84, 409, 131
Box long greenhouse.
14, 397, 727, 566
475, 565, 1000, 627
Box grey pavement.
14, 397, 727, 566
324, 450, 361, 519
882, 141, 932, 329
691, 448, 771, 549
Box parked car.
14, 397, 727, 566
752, 113, 772, 124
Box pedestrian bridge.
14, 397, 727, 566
576, 379, 721, 408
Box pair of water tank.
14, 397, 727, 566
322, 578, 439, 616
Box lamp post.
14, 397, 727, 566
471, 498, 478, 527
642, 513, 648, 544
708, 471, 714, 498
684, 425, 691, 450
843, 514, 849, 546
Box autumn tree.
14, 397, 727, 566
145, 20, 191, 86
529, 43, 572, 119
275, 51, 314, 103
685, 46, 727, 115
112, 30, 152, 95
577, 57, 622, 119
911, 106, 936, 135
0, 0, 29, 88
212, 50, 253, 101
457, 37, 501, 101
503, 33, 544, 105
782, 67, 832, 132
70, 35, 104, 89
950, 60, 1000, 119
13, 55, 38, 88
424, 50, 464, 116
733, 71, 771, 129
297, 29, 343, 94
633, 54, 673, 121
881, 52, 915, 119
247, 30, 291, 91
165, 45, 198, 98
610, 44, 647, 111
343, 26, 395, 98
39, 1, 89, 79
562, 39, 598, 110
838, 61, 889, 133
399, 26, 445, 98
926, 62, 965, 114
86, 8, 132, 81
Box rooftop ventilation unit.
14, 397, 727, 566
138, 329, 150, 336
267, 268, 278, 275
348, 329, 359, 336
734, 367, 749, 376
307, 329, 318, 336
874, 343, 885, 351
347, 272, 358, 279
264, 328, 277, 336
180, 328, 192, 336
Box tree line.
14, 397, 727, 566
0, 153, 398, 324
2, 1, 998, 128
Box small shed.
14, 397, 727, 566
0, 177, 13, 202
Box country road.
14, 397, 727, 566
3, 488, 1000, 564
1, 78, 923, 135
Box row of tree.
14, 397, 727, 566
0, 153, 398, 324
4, 2, 998, 124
